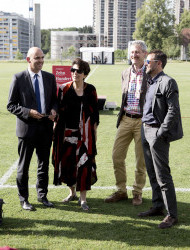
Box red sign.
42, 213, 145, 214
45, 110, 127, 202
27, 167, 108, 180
52, 66, 72, 87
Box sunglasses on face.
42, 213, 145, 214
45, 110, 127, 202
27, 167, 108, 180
70, 68, 83, 74
146, 60, 158, 64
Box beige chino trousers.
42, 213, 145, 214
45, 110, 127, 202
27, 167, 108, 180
112, 115, 146, 195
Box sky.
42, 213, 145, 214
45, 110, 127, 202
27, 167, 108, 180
1, 0, 93, 29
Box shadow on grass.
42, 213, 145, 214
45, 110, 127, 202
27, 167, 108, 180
99, 110, 118, 116
1, 198, 190, 248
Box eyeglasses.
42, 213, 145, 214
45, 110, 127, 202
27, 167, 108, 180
146, 60, 159, 64
70, 68, 83, 74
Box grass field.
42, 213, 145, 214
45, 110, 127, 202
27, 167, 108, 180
0, 61, 190, 250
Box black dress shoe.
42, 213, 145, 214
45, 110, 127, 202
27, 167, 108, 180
37, 197, 54, 207
158, 215, 178, 229
20, 201, 35, 211
138, 207, 164, 217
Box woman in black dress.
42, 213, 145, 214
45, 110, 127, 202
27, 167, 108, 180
52, 58, 99, 210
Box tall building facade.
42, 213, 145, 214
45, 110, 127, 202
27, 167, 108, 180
0, 12, 30, 60
93, 0, 145, 50
0, 4, 41, 60
51, 31, 98, 60
174, 0, 190, 24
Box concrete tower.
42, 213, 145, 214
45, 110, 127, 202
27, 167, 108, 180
174, 0, 190, 24
93, 0, 145, 50
34, 3, 41, 47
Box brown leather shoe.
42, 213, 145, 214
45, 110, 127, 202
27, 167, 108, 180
138, 207, 165, 217
158, 216, 178, 229
104, 191, 128, 203
132, 194, 142, 206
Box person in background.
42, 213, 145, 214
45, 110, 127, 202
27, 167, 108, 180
7, 47, 57, 211
52, 58, 99, 211
105, 40, 148, 205
138, 50, 183, 229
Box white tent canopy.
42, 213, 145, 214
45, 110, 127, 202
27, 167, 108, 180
80, 47, 114, 64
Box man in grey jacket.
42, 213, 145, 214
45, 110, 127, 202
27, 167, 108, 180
138, 50, 183, 229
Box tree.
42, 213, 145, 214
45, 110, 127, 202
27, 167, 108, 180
78, 26, 93, 33
61, 46, 76, 60
67, 46, 76, 59
176, 10, 190, 35
63, 27, 78, 31
133, 0, 175, 50
176, 10, 190, 60
41, 29, 51, 54
114, 49, 127, 60
162, 36, 180, 59
15, 49, 23, 60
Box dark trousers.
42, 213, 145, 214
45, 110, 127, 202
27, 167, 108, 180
141, 124, 177, 218
17, 122, 52, 202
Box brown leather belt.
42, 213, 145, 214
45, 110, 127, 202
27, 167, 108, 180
123, 112, 142, 119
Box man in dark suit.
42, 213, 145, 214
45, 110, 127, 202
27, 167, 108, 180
138, 50, 183, 229
7, 47, 58, 211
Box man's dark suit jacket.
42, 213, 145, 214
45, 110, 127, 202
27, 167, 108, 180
7, 69, 58, 138
152, 72, 183, 142
116, 66, 149, 128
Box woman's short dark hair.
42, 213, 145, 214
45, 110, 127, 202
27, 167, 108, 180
72, 58, 90, 76
149, 50, 167, 69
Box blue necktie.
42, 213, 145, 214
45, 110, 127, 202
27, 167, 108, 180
34, 74, 42, 113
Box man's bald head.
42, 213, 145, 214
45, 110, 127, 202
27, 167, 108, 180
26, 47, 44, 73
27, 47, 43, 58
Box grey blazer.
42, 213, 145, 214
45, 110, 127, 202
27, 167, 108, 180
152, 72, 183, 142
7, 69, 58, 138
116, 66, 149, 128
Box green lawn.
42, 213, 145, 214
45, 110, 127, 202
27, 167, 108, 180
0, 61, 190, 250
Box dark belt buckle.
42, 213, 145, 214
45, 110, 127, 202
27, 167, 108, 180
124, 112, 141, 119
144, 123, 160, 128
128, 113, 133, 118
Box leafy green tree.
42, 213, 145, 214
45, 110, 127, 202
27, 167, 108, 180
176, 10, 190, 35
63, 27, 78, 31
176, 10, 190, 60
162, 36, 180, 59
133, 0, 175, 50
15, 49, 23, 60
62, 49, 68, 59
61, 46, 76, 60
67, 46, 76, 58
78, 26, 93, 33
115, 49, 127, 60
41, 29, 51, 54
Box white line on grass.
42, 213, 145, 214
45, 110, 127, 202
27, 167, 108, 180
0, 184, 190, 192
0, 159, 18, 185
85, 65, 99, 81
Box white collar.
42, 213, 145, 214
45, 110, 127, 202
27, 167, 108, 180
28, 67, 42, 78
